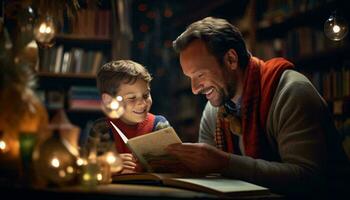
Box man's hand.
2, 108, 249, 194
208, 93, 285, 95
165, 143, 230, 174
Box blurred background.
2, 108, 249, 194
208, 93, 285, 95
1, 0, 349, 143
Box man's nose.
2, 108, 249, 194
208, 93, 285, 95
191, 79, 201, 95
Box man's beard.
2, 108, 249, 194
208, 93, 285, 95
222, 70, 237, 104
211, 64, 238, 106
209, 84, 235, 107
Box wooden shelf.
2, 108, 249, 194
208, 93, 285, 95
37, 72, 96, 79
55, 34, 112, 48
36, 72, 97, 90
293, 44, 350, 69
256, 1, 339, 40
56, 34, 111, 43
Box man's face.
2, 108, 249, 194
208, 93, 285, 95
117, 79, 152, 125
179, 39, 237, 107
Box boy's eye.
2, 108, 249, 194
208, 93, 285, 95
143, 93, 150, 99
126, 96, 136, 101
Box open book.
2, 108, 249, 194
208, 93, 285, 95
112, 173, 270, 197
110, 121, 185, 172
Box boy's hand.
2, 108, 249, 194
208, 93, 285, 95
119, 153, 139, 174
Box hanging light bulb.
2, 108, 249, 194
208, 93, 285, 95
101, 95, 125, 119
33, 15, 56, 47
324, 12, 348, 41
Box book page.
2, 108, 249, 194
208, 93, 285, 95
112, 173, 269, 197
127, 127, 185, 172
164, 177, 269, 196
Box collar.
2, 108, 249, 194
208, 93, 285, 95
224, 97, 242, 116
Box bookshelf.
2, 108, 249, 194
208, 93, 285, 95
249, 0, 350, 128
35, 0, 126, 131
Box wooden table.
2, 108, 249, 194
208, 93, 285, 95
0, 183, 284, 200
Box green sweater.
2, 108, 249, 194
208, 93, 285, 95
199, 70, 349, 197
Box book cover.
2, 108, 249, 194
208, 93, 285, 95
110, 122, 185, 173
112, 173, 270, 197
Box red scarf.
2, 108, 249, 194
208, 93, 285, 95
215, 57, 294, 159
109, 113, 155, 153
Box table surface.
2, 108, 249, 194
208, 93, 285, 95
0, 182, 284, 200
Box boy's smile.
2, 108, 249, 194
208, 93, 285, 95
117, 79, 152, 125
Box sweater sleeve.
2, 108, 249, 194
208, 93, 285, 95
221, 70, 333, 195
198, 102, 217, 145
153, 115, 171, 131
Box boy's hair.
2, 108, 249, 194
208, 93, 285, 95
96, 60, 152, 95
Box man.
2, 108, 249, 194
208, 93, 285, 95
166, 17, 349, 198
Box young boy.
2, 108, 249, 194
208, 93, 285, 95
94, 60, 170, 173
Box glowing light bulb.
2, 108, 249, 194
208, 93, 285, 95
0, 131, 9, 153
103, 151, 123, 173
83, 173, 91, 181
59, 170, 66, 177
66, 166, 74, 173
106, 152, 117, 164
96, 173, 103, 181
324, 13, 348, 41
76, 157, 87, 166
101, 95, 125, 119
110, 101, 120, 110
33, 15, 56, 47
0, 140, 6, 151
51, 157, 60, 168
333, 25, 341, 33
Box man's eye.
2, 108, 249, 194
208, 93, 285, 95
198, 73, 203, 78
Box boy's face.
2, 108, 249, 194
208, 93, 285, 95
117, 79, 152, 125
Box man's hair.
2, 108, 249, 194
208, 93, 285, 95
173, 17, 251, 69
96, 60, 152, 95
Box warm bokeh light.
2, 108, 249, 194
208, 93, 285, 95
51, 157, 60, 168
101, 95, 125, 119
105, 152, 117, 164
0, 140, 6, 151
33, 16, 56, 46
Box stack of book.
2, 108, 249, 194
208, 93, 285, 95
68, 86, 101, 111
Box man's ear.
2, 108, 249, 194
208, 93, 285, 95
224, 49, 238, 70
101, 93, 113, 104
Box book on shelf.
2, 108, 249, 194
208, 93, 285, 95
68, 86, 101, 111
112, 173, 270, 197
110, 122, 185, 172
47, 90, 65, 109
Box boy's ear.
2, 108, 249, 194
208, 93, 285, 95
101, 93, 112, 104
